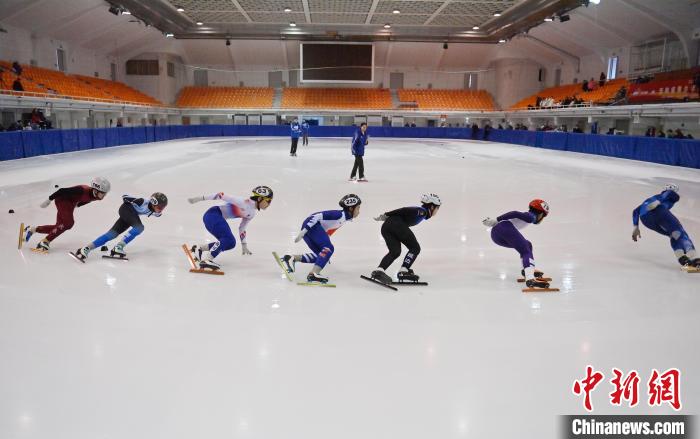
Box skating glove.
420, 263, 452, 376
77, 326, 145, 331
241, 243, 252, 255
39, 199, 51, 208
482, 217, 498, 227
294, 229, 308, 243
188, 196, 204, 204
374, 214, 387, 221
632, 226, 641, 242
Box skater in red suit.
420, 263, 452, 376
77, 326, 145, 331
23, 177, 110, 251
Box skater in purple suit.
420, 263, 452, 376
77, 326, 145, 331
482, 199, 550, 289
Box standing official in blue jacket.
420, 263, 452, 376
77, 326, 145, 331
350, 122, 369, 182
290, 118, 301, 157
301, 120, 310, 146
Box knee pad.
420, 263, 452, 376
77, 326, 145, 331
319, 246, 333, 258
671, 230, 681, 240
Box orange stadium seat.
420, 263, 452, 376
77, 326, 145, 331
509, 78, 628, 109
281, 88, 392, 110
398, 89, 495, 111
177, 86, 274, 108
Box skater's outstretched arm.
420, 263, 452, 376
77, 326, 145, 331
496, 211, 535, 223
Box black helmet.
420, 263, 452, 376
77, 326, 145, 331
149, 192, 168, 209
251, 185, 273, 200
339, 194, 361, 209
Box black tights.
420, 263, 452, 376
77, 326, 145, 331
379, 217, 420, 270
350, 155, 364, 179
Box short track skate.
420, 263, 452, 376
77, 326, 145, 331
182, 244, 224, 275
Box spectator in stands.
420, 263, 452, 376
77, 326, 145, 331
506, 122, 513, 130
599, 72, 606, 87
483, 123, 492, 140
606, 128, 615, 135
7, 121, 21, 131
614, 86, 627, 103
349, 122, 368, 182
582, 80, 589, 92
497, 123, 504, 130
410, 122, 416, 128
12, 61, 22, 76
694, 71, 700, 98
535, 96, 543, 107
572, 126, 583, 134
588, 78, 598, 91
645, 127, 653, 137
657, 130, 666, 138
666, 129, 674, 138
674, 129, 685, 139
12, 78, 24, 91
116, 120, 123, 127
686, 133, 694, 139
404, 123, 409, 127
471, 123, 479, 139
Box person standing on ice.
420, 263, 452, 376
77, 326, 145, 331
71, 192, 168, 262
482, 199, 551, 289
289, 118, 301, 157
301, 119, 310, 146
349, 122, 368, 182
22, 177, 110, 252
281, 194, 361, 284
370, 194, 441, 285
632, 184, 699, 268
187, 186, 273, 270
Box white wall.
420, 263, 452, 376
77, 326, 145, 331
123, 52, 187, 104
0, 23, 115, 78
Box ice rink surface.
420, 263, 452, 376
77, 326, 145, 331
1, 137, 699, 439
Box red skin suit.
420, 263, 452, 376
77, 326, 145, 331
36, 185, 99, 241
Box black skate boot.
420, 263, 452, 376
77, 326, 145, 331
691, 258, 700, 268
199, 258, 221, 270
371, 269, 392, 285
678, 255, 691, 266
110, 243, 127, 259
521, 268, 545, 279
35, 239, 50, 252
190, 245, 204, 261
397, 268, 419, 283
282, 254, 296, 273
526, 278, 550, 289
70, 246, 90, 263
307, 272, 328, 284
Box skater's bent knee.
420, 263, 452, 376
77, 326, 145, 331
320, 246, 333, 257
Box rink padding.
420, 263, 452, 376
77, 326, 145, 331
0, 125, 698, 168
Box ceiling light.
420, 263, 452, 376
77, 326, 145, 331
289, 22, 297, 27
590, 0, 600, 4
392, 9, 400, 14
544, 17, 553, 22
284, 7, 292, 12
165, 32, 174, 37
122, 10, 131, 15
176, 6, 185, 12
498, 38, 506, 43
196, 21, 203, 25
472, 26, 479, 30
384, 23, 391, 29
493, 12, 502, 17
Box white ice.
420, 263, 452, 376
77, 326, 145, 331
1, 137, 699, 439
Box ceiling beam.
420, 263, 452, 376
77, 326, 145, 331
424, 1, 452, 25
365, 0, 380, 25
229, 0, 252, 23
537, 24, 605, 66
524, 35, 580, 71
1, 0, 47, 22
302, 0, 311, 24
572, 11, 635, 46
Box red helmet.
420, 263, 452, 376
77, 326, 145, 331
529, 199, 549, 216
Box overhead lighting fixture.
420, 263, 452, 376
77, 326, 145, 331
498, 38, 507, 43
493, 12, 502, 17
544, 17, 553, 22
472, 26, 479, 30
165, 32, 174, 37
176, 6, 185, 12
392, 9, 400, 14
590, 0, 600, 4
122, 10, 131, 15
384, 23, 391, 29
284, 7, 292, 12
289, 21, 297, 27
196, 21, 203, 25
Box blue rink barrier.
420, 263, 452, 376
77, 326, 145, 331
0, 125, 698, 169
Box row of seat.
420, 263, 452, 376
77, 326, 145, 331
510, 78, 628, 109
0, 60, 163, 105
176, 86, 496, 110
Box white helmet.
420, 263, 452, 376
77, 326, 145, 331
91, 177, 111, 193
421, 193, 442, 206
663, 183, 679, 193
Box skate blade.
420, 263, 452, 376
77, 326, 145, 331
189, 268, 225, 275
517, 277, 552, 283
272, 251, 294, 282
31, 248, 48, 254
392, 281, 428, 286
297, 281, 336, 288
102, 255, 129, 261
522, 287, 559, 293
18, 222, 24, 250
68, 251, 85, 263
681, 266, 700, 273
360, 275, 398, 291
